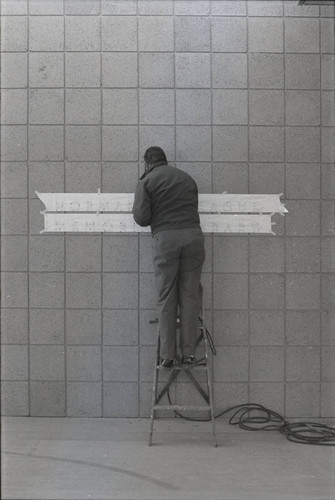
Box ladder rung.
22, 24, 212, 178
157, 364, 206, 370
153, 405, 211, 411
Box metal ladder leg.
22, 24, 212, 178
148, 335, 160, 446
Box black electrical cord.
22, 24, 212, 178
166, 395, 335, 446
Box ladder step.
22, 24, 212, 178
153, 405, 211, 411
157, 364, 206, 370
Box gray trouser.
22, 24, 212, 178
152, 228, 206, 360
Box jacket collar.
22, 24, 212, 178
140, 160, 167, 180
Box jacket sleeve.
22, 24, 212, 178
132, 180, 152, 227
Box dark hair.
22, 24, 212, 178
144, 146, 167, 166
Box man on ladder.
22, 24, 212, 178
132, 146, 206, 368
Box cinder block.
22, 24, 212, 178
284, 2, 319, 16
212, 17, 247, 52
102, 16, 137, 51
322, 201, 335, 236
322, 347, 335, 382
103, 235, 138, 272
103, 53, 138, 87
66, 0, 100, 15
321, 383, 335, 418
139, 52, 174, 88
29, 52, 64, 88
249, 127, 284, 162
286, 310, 321, 346
29, 272, 64, 308
65, 53, 100, 87
102, 162, 138, 193
214, 346, 249, 382
214, 235, 248, 273
176, 126, 211, 161
176, 163, 213, 194
249, 90, 284, 126
285, 54, 320, 90
286, 163, 320, 199
66, 309, 101, 345
103, 126, 138, 161
29, 235, 65, 272
103, 309, 138, 346
66, 235, 101, 272
1, 309, 28, 344
1, 382, 29, 416
139, 309, 158, 345
322, 128, 335, 163
250, 237, 284, 273
213, 274, 248, 309
1, 126, 27, 161
139, 89, 174, 125
213, 310, 249, 346
1, 53, 27, 88
67, 382, 102, 417
30, 381, 66, 416
66, 273, 101, 309
1, 16, 28, 51
103, 346, 138, 381
248, 17, 283, 52
286, 274, 320, 310
212, 53, 247, 89
1, 199, 28, 235
321, 19, 335, 53
140, 345, 157, 382
29, 198, 45, 236
103, 273, 138, 309
213, 90, 248, 125
102, 0, 136, 14
286, 237, 320, 273
29, 16, 64, 51
176, 89, 211, 125
322, 92, 335, 126
65, 126, 101, 161
250, 274, 285, 310
1, 163, 27, 198
213, 126, 248, 162
1, 345, 28, 380
67, 346, 102, 381
29, 162, 64, 198
138, 0, 173, 15
250, 311, 284, 345
1, 272, 28, 308
213, 163, 248, 194
30, 346, 65, 381
249, 54, 284, 89
103, 89, 138, 125
1, 236, 28, 271
65, 162, 101, 192
322, 238, 335, 273
1, 0, 27, 14
214, 383, 248, 413
249, 163, 285, 194
65, 16, 100, 51
1, 89, 27, 125
250, 383, 284, 414
175, 0, 210, 15
250, 347, 284, 382
139, 273, 156, 309
286, 91, 320, 126
286, 382, 320, 418
285, 18, 320, 53
29, 0, 63, 14
212, 0, 246, 15
29, 125, 64, 161
176, 53, 211, 88
139, 125, 175, 161
30, 309, 64, 345
175, 16, 210, 52
103, 382, 138, 417
322, 275, 335, 310
322, 311, 335, 345
248, 0, 283, 16
285, 200, 320, 236
286, 347, 320, 382
66, 89, 101, 125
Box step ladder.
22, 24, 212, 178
148, 309, 217, 447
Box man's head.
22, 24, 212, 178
144, 146, 167, 171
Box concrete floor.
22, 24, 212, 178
1, 417, 335, 500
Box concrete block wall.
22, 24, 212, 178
1, 0, 334, 419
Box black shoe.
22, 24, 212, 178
160, 358, 174, 368
182, 355, 198, 365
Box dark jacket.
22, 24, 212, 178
132, 162, 201, 235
